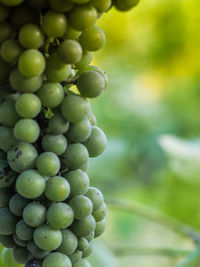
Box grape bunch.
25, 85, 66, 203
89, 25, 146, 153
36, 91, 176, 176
0, 0, 140, 267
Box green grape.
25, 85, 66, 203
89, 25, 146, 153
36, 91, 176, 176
36, 152, 60, 176
27, 241, 49, 260
34, 225, 62, 251
115, 0, 140, 11
16, 220, 34, 241
79, 26, 105, 51
9, 194, 30, 217
37, 82, 64, 108
0, 208, 18, 235
68, 250, 82, 265
23, 202, 46, 227
57, 229, 78, 256
0, 126, 17, 152
9, 68, 43, 93
13, 234, 27, 247
79, 65, 108, 88
12, 246, 29, 264
19, 23, 44, 49
49, 0, 74, 12
47, 113, 69, 135
94, 219, 106, 238
0, 234, 15, 248
0, 100, 20, 127
10, 4, 38, 30
64, 169, 89, 198
0, 188, 13, 208
0, 22, 14, 45
61, 143, 89, 170
77, 71, 105, 98
61, 94, 91, 123
45, 176, 70, 202
69, 196, 93, 220
83, 126, 107, 157
0, 3, 9, 23
15, 93, 41, 119
91, 0, 112, 12
87, 113, 97, 126
85, 187, 104, 212
0, 0, 24, 6
46, 54, 71, 83
7, 142, 38, 173
27, 0, 48, 8
75, 51, 93, 70
92, 202, 107, 222
1, 248, 22, 267
14, 119, 40, 143
16, 169, 45, 199
0, 160, 16, 188
1, 39, 22, 63
67, 118, 91, 143
73, 259, 92, 267
82, 242, 93, 258
84, 231, 94, 243
43, 252, 72, 267
77, 237, 89, 252
70, 0, 90, 3
72, 215, 96, 237
63, 25, 81, 40
47, 203, 74, 230
68, 5, 97, 31
57, 39, 82, 64
41, 11, 67, 38
18, 49, 46, 78
42, 134, 67, 155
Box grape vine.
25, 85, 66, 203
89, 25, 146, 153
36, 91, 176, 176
0, 0, 140, 267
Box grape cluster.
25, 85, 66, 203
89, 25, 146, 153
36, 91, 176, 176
0, 0, 139, 267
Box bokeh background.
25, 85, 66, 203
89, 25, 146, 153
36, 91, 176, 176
88, 0, 200, 266
1, 0, 200, 266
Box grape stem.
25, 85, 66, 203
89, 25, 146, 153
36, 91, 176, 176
110, 245, 191, 258
175, 244, 200, 267
106, 199, 200, 243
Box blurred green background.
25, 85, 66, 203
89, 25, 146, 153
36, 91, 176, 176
88, 0, 200, 266
2, 0, 200, 266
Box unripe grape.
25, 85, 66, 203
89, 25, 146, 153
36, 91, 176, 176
16, 170, 45, 199
61, 94, 91, 123
0, 208, 18, 235
77, 70, 106, 98
83, 126, 107, 157
12, 246, 29, 264
41, 11, 67, 38
14, 119, 40, 143
23, 202, 47, 227
79, 26, 106, 51
42, 252, 72, 267
18, 49, 46, 78
57, 229, 78, 256
34, 225, 62, 251
36, 152, 61, 177
7, 143, 38, 173
19, 23, 44, 49
47, 202, 74, 230
57, 39, 82, 64
68, 5, 97, 31
9, 194, 30, 217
